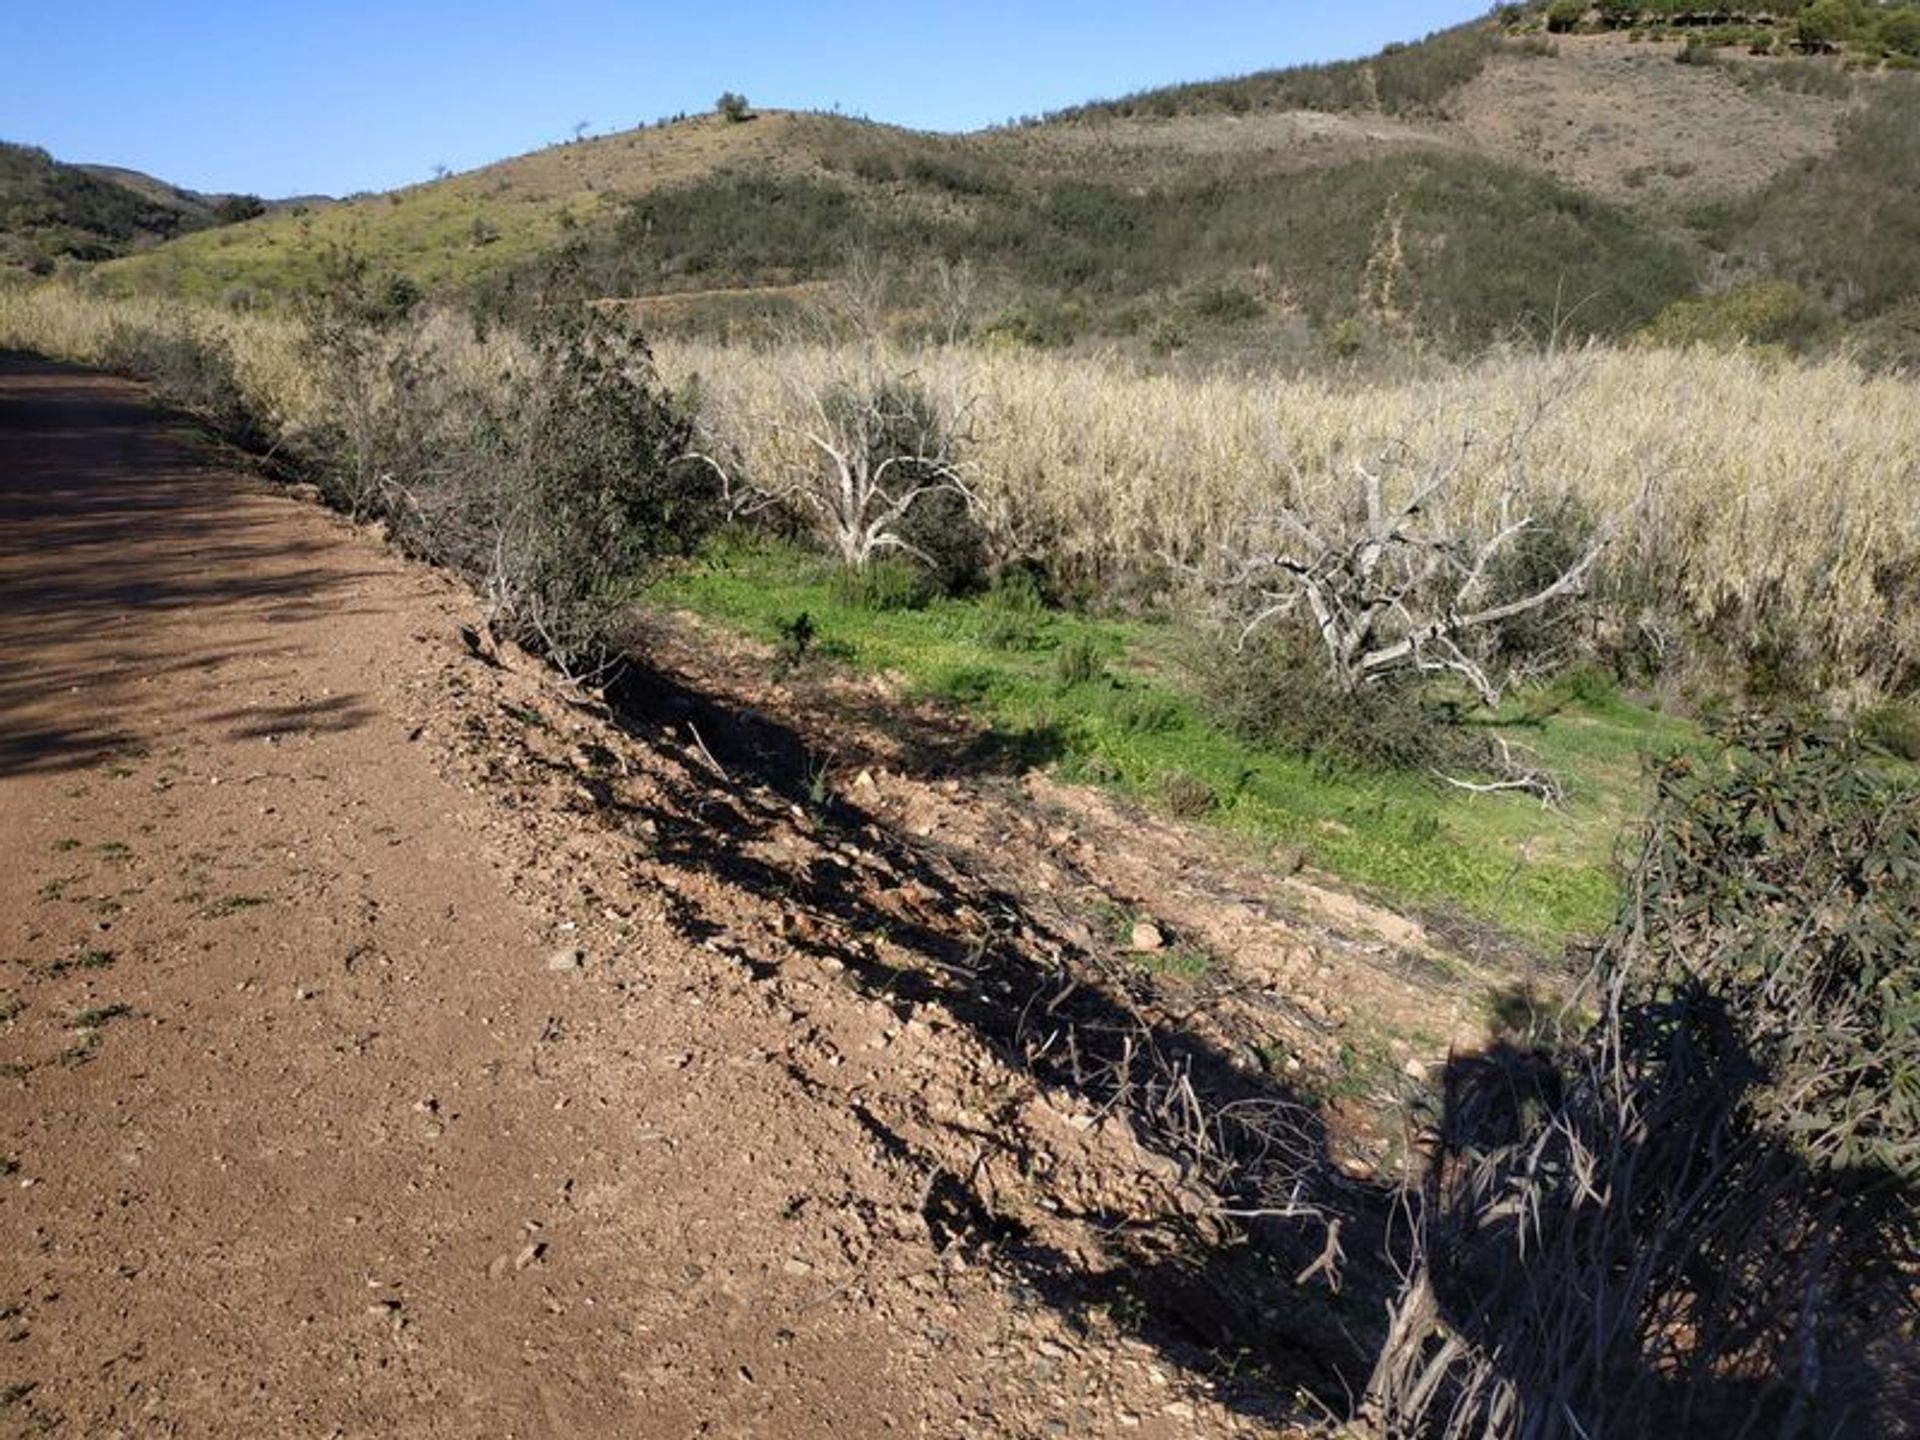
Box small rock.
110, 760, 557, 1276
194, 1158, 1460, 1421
1128, 921, 1166, 953
1402, 1057, 1429, 1082
514, 1241, 547, 1271
547, 947, 585, 973
782, 1258, 813, 1277
852, 769, 881, 800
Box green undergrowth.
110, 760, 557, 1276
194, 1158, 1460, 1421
650, 536, 1699, 946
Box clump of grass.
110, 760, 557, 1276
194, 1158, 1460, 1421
43, 949, 114, 977
201, 894, 269, 919
1054, 635, 1106, 686
1137, 946, 1216, 981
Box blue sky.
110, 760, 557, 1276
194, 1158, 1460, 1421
3, 2, 1487, 197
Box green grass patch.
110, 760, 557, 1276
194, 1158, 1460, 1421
651, 536, 1697, 946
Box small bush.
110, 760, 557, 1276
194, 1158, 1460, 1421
774, 611, 816, 669
1642, 280, 1833, 353
1159, 769, 1219, 817
832, 557, 934, 611
1193, 623, 1459, 774
1185, 280, 1266, 325
892, 484, 989, 598
473, 307, 721, 665
1484, 490, 1603, 670
1108, 689, 1185, 735
1545, 0, 1585, 34
298, 273, 720, 669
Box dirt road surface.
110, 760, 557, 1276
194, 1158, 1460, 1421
5, 355, 1371, 1437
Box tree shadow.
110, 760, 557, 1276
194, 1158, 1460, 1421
598, 653, 1408, 1422
0, 354, 383, 776
1402, 1011, 1918, 1437
600, 643, 1920, 1433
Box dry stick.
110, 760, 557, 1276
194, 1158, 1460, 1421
684, 722, 731, 784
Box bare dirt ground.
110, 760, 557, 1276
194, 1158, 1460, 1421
1446, 35, 1848, 204
0, 355, 1499, 1436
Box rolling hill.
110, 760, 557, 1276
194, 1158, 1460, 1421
44, 12, 1920, 364
0, 142, 296, 275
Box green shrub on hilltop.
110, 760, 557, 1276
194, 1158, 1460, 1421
1641, 279, 1833, 353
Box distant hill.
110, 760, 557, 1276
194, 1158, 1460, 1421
67, 14, 1920, 365
0, 143, 300, 275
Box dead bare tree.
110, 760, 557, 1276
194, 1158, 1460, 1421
929, 256, 980, 346
785, 377, 978, 571
680, 369, 979, 573
1221, 428, 1640, 709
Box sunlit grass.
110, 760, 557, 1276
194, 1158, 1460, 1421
653, 535, 1697, 946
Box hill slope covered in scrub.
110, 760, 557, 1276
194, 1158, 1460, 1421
48, 13, 1920, 361
0, 142, 278, 275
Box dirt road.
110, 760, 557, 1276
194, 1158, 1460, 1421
4, 355, 1347, 1436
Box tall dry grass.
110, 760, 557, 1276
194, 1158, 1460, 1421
661, 336, 1920, 691
7, 284, 1918, 692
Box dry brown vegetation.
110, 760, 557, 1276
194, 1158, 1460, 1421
6, 284, 1918, 698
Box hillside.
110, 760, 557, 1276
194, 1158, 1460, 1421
74, 17, 1920, 361
0, 143, 277, 275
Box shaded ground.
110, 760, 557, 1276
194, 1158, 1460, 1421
0, 354, 1508, 1435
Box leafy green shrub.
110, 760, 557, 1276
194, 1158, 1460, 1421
1381, 716, 1920, 1436
1545, 0, 1586, 34
715, 91, 751, 123
1884, 8, 1920, 57
1193, 624, 1457, 774
476, 308, 720, 664
1641, 280, 1833, 353
889, 472, 988, 598
304, 283, 719, 668
1630, 718, 1920, 1176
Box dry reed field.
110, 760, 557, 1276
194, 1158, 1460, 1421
8, 283, 1918, 694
